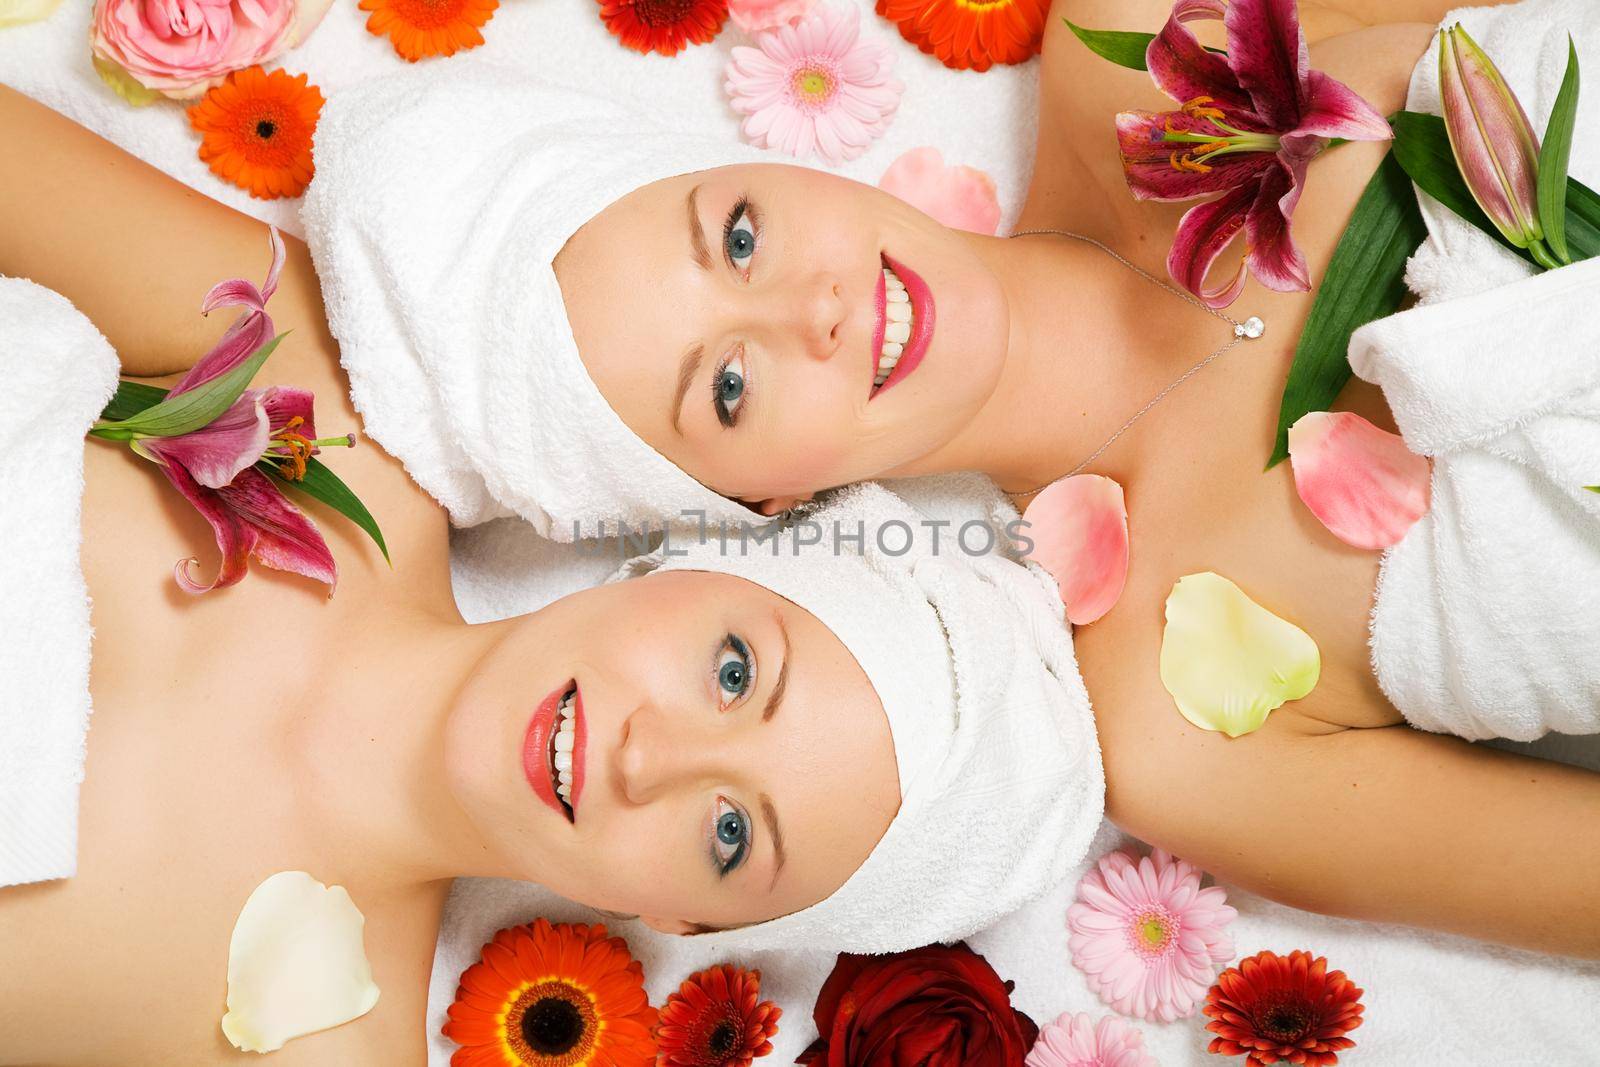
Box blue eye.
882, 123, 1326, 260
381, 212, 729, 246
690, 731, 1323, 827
715, 634, 754, 708
712, 796, 750, 874
712, 350, 747, 428
724, 203, 757, 269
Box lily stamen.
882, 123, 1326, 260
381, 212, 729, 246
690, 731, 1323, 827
263, 416, 353, 481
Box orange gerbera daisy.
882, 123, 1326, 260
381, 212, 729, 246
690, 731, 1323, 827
596, 0, 728, 57
188, 67, 323, 201
874, 0, 1049, 72
655, 964, 781, 1067
360, 0, 500, 63
443, 919, 658, 1067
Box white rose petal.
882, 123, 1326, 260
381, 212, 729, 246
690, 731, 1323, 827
221, 871, 381, 1054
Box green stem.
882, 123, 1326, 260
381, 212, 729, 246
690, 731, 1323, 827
1528, 239, 1563, 270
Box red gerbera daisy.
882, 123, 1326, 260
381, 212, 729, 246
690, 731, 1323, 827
874, 0, 1049, 72
595, 0, 728, 57
1203, 950, 1365, 1067
442, 919, 657, 1067
656, 964, 781, 1067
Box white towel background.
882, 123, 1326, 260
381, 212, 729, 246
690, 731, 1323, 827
4, 0, 1599, 1063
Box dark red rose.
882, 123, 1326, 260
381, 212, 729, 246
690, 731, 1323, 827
796, 944, 1038, 1067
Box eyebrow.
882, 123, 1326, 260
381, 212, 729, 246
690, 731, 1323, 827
763, 613, 790, 723
760, 792, 786, 890
670, 343, 704, 436
687, 183, 713, 272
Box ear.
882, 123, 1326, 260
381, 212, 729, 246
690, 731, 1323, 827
748, 493, 814, 517
638, 915, 702, 936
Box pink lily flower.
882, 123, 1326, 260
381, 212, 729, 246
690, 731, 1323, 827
134, 227, 347, 595
1116, 0, 1392, 307
1287, 411, 1430, 550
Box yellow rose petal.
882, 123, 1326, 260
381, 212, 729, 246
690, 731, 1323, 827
92, 56, 161, 107
1159, 572, 1321, 737
221, 871, 381, 1053
0, 0, 61, 27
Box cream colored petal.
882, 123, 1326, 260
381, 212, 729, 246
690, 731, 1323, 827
0, 0, 61, 27
1159, 572, 1321, 738
221, 871, 381, 1054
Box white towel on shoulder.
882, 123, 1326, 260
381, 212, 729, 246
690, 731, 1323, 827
1351, 0, 1600, 740
0, 278, 119, 888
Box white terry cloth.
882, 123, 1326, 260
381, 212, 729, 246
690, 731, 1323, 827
612, 482, 1103, 954
0, 0, 1041, 244
1350, 0, 1600, 741
0, 278, 119, 889
301, 60, 775, 538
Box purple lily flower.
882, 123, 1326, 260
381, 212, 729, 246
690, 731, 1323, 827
1116, 0, 1392, 307
131, 227, 348, 595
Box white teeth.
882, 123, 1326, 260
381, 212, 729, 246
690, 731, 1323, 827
874, 265, 917, 392
554, 750, 572, 772
556, 781, 571, 802
554, 729, 574, 753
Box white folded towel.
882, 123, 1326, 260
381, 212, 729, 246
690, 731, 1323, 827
1350, 0, 1600, 741
0, 278, 119, 888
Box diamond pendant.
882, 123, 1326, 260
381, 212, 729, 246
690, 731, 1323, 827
1233, 316, 1265, 339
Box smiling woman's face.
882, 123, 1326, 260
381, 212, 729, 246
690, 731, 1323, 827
442, 569, 900, 932
553, 163, 1012, 514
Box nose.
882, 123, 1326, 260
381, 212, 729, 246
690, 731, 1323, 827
614, 700, 730, 806
779, 270, 846, 362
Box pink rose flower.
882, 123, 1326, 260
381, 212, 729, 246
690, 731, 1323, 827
90, 0, 331, 100
727, 0, 816, 34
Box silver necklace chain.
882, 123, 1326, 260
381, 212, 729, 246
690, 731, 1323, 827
1006, 229, 1265, 498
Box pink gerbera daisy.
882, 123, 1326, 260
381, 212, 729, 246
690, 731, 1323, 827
1026, 1013, 1160, 1067
724, 2, 902, 166
1067, 847, 1237, 1022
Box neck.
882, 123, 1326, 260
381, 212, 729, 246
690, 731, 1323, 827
920, 231, 1218, 496
285, 605, 510, 890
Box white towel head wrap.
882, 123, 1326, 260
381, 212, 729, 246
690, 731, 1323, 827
301, 60, 771, 539
613, 483, 1104, 954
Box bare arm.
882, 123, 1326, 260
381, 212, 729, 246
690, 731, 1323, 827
0, 84, 275, 377
1101, 702, 1600, 958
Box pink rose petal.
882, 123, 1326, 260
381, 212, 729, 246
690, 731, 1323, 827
878, 147, 1001, 235
1022, 474, 1129, 625
1288, 410, 1431, 550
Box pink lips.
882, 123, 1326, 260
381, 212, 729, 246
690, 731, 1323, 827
521, 681, 585, 822
869, 254, 936, 400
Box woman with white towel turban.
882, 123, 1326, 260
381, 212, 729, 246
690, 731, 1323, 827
1, 260, 1102, 1060
298, 1, 1600, 750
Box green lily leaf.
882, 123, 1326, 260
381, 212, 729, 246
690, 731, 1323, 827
1536, 37, 1580, 264
1062, 20, 1226, 72
90, 334, 284, 440
1268, 150, 1426, 468
1563, 176, 1600, 260
100, 380, 171, 422
262, 458, 391, 565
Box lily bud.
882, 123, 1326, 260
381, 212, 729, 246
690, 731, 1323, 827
1438, 24, 1547, 253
